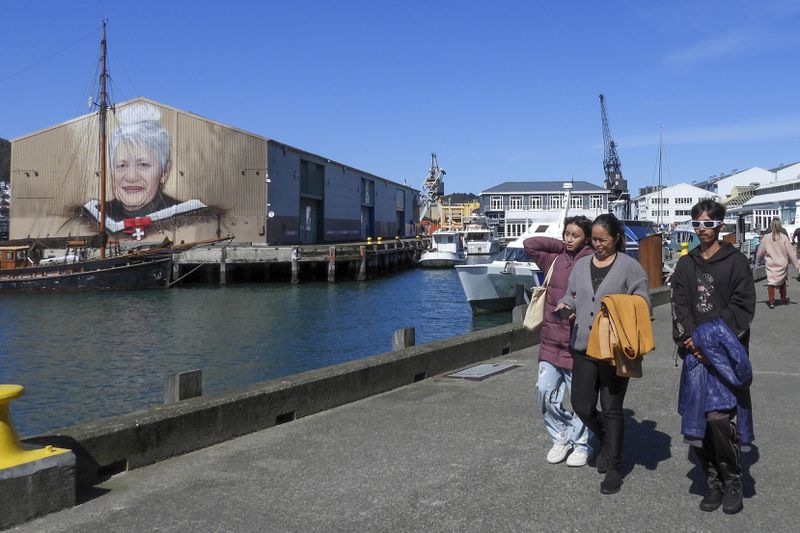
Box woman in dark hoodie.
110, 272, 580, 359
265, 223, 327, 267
523, 216, 594, 467
671, 199, 756, 515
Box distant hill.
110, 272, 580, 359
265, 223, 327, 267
442, 192, 479, 204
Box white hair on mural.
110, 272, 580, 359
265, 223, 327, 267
110, 103, 171, 173
118, 102, 162, 125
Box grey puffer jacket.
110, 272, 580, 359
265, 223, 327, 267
523, 236, 594, 370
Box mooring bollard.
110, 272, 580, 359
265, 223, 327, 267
164, 370, 203, 404
392, 327, 416, 350
1, 384, 76, 530
0, 384, 71, 470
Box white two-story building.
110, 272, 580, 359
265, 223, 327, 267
632, 183, 719, 227
479, 181, 609, 239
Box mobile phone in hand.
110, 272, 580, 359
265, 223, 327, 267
551, 307, 573, 319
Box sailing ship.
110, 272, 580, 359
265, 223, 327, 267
0, 21, 176, 292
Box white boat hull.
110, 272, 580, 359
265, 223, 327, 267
418, 250, 466, 269
455, 260, 543, 314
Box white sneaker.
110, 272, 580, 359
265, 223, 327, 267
566, 448, 590, 467
546, 443, 572, 464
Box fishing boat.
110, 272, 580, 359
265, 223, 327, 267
418, 229, 467, 268
0, 21, 179, 292
461, 224, 500, 256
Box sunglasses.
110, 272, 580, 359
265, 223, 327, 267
691, 220, 723, 229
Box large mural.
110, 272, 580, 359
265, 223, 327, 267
11, 99, 267, 244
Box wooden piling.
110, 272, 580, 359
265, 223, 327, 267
291, 246, 299, 284
219, 246, 227, 285
358, 246, 366, 281
328, 246, 336, 282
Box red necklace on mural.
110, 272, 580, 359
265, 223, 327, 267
123, 216, 153, 240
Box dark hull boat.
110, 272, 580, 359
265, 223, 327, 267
0, 250, 171, 292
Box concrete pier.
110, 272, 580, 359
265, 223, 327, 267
173, 239, 426, 285
14, 284, 799, 531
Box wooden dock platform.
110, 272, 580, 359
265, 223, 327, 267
173, 238, 428, 284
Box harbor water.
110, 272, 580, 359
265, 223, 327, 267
0, 263, 510, 437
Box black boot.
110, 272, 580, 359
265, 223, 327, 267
707, 416, 743, 514
694, 444, 723, 512
600, 469, 623, 494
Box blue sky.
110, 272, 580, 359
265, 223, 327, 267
2, 0, 800, 196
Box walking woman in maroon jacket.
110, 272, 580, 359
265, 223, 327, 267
523, 216, 594, 467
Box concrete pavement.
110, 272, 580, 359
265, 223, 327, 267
11, 282, 800, 532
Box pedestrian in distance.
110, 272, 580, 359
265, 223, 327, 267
523, 216, 594, 467
671, 199, 756, 514
554, 213, 651, 494
755, 218, 800, 308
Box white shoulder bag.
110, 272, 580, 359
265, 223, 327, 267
523, 258, 558, 331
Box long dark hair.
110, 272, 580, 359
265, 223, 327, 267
563, 215, 592, 247
592, 213, 626, 252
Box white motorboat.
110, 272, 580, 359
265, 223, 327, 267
418, 229, 467, 268
461, 224, 501, 256
455, 220, 563, 314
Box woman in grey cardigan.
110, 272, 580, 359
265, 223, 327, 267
555, 213, 651, 495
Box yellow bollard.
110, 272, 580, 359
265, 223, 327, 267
367, 236, 372, 244
377, 236, 383, 244
680, 242, 689, 257
0, 384, 70, 470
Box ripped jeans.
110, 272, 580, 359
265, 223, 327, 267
537, 361, 589, 452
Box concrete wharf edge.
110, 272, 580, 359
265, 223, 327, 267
23, 288, 669, 489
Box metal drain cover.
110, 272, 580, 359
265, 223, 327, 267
447, 363, 520, 381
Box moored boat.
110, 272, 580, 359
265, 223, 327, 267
461, 224, 500, 256
419, 229, 466, 268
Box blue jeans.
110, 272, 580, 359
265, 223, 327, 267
537, 361, 589, 452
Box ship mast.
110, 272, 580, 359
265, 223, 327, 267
98, 19, 109, 258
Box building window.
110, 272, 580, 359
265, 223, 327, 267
509, 195, 523, 210
490, 196, 503, 210
570, 195, 583, 209
550, 194, 563, 209
590, 195, 603, 209
529, 195, 542, 209
676, 197, 693, 204
505, 222, 527, 237
675, 210, 691, 216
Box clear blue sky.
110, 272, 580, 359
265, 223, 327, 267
2, 0, 800, 196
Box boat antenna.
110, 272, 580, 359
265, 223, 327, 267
98, 19, 109, 258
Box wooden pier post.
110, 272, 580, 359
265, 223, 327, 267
358, 246, 366, 281
328, 246, 336, 282
164, 369, 203, 404
219, 246, 227, 285
392, 327, 416, 350
291, 246, 300, 284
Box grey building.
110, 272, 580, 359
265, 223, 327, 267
480, 181, 609, 238
266, 141, 419, 245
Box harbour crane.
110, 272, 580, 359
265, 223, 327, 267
599, 94, 630, 218
418, 153, 446, 223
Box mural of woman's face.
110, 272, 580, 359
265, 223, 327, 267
111, 142, 166, 212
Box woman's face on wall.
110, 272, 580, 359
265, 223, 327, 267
563, 223, 586, 252
111, 142, 166, 212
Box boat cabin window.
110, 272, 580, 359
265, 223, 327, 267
497, 247, 532, 262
